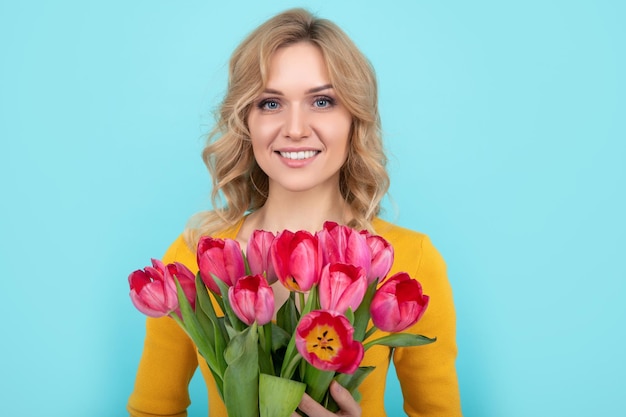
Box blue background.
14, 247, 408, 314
2, 1, 624, 416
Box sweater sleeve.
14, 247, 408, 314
392, 235, 462, 416
127, 235, 199, 417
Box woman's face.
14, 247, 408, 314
247, 42, 352, 196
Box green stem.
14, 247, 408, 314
281, 353, 303, 380
298, 292, 306, 314
169, 313, 186, 330
258, 323, 267, 351
264, 322, 272, 353
258, 323, 275, 375
363, 339, 378, 351
363, 325, 378, 342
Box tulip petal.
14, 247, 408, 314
296, 310, 364, 374
319, 263, 367, 314
247, 230, 277, 284
370, 272, 429, 332
272, 230, 321, 292
197, 236, 245, 294
128, 260, 179, 318
228, 275, 274, 326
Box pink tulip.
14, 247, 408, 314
197, 236, 245, 294
318, 263, 368, 314
165, 262, 197, 315
370, 272, 429, 332
246, 230, 277, 284
129, 259, 178, 318
317, 222, 371, 274
270, 230, 322, 292
228, 274, 275, 326
295, 310, 364, 374
360, 231, 394, 283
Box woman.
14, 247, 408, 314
128, 8, 462, 417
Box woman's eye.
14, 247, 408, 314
313, 96, 334, 108
258, 99, 280, 110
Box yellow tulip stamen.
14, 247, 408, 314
286, 276, 301, 291
305, 324, 341, 361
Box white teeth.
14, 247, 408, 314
280, 150, 318, 160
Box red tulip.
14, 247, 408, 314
246, 230, 277, 284
295, 310, 364, 374
370, 272, 429, 332
228, 274, 275, 326
318, 263, 367, 314
317, 222, 371, 274
270, 230, 322, 292
129, 259, 178, 318
360, 231, 394, 283
197, 236, 245, 294
165, 262, 197, 315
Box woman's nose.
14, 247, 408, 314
283, 106, 311, 140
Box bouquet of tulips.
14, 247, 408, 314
129, 221, 434, 417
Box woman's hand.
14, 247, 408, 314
291, 381, 362, 417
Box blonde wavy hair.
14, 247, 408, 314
185, 8, 389, 248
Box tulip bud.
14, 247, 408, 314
197, 236, 245, 294
129, 259, 178, 318
246, 230, 277, 284
370, 272, 429, 332
318, 222, 371, 274
318, 263, 368, 314
271, 230, 322, 292
360, 231, 394, 284
165, 262, 197, 315
228, 274, 275, 326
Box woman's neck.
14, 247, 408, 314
239, 186, 352, 244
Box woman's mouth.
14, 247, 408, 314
278, 150, 320, 160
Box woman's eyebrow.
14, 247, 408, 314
262, 84, 334, 95
306, 84, 333, 94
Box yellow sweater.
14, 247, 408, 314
128, 218, 462, 416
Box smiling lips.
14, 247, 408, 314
279, 150, 320, 160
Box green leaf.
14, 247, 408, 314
196, 274, 221, 328
335, 366, 375, 393
279, 336, 301, 379
195, 302, 216, 346
353, 279, 378, 341
257, 324, 274, 376
258, 343, 274, 376
363, 333, 437, 350
344, 307, 355, 325
276, 292, 299, 336
223, 323, 260, 417
303, 363, 335, 403
301, 285, 319, 316
270, 323, 291, 351
259, 373, 306, 417
363, 325, 378, 341
206, 273, 225, 313
194, 303, 223, 395
214, 278, 246, 332
195, 275, 228, 379
224, 322, 238, 340
262, 320, 272, 354
326, 367, 375, 412
173, 279, 216, 367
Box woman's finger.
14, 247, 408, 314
297, 392, 331, 416
329, 381, 361, 416
297, 382, 362, 417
